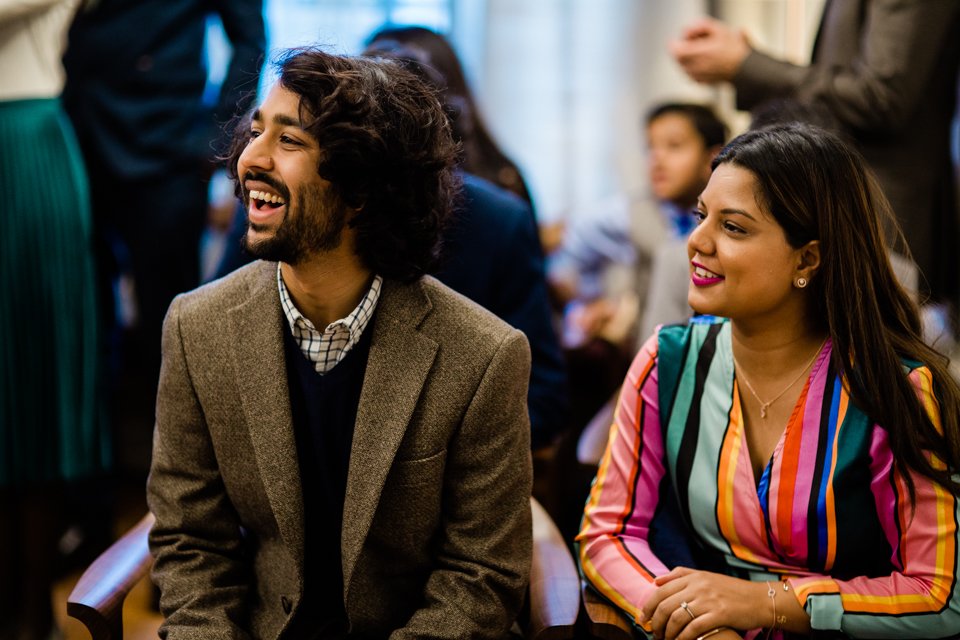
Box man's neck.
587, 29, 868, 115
280, 257, 374, 329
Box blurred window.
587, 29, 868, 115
205, 1, 456, 98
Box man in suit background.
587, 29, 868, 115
62, 0, 266, 472
146, 48, 533, 639
670, 0, 960, 335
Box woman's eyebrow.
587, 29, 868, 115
720, 207, 756, 221
696, 197, 758, 222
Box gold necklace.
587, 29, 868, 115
732, 338, 827, 419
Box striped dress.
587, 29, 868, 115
578, 318, 960, 638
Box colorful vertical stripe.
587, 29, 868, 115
579, 318, 960, 638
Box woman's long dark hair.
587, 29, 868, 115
715, 123, 960, 498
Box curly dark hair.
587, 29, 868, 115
226, 47, 460, 282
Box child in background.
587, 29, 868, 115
549, 104, 727, 433
550, 103, 727, 351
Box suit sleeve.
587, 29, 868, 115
389, 329, 534, 640
577, 333, 673, 633
734, 0, 960, 134
787, 366, 960, 638
146, 295, 254, 640
492, 198, 569, 449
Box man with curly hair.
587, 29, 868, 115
146, 48, 533, 639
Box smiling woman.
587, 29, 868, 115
578, 123, 960, 640
686, 163, 819, 329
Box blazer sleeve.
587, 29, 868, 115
389, 329, 534, 640
787, 366, 960, 638
146, 295, 254, 640
577, 332, 674, 632
733, 0, 960, 133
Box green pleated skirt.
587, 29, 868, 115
0, 98, 109, 487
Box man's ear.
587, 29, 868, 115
795, 239, 821, 282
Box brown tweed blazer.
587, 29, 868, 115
146, 260, 533, 639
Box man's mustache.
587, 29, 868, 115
241, 171, 290, 202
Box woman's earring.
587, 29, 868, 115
795, 277, 808, 288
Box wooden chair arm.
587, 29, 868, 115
526, 497, 580, 639
581, 579, 636, 640
67, 512, 156, 640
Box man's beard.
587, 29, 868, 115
242, 181, 348, 265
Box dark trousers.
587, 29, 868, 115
88, 162, 208, 473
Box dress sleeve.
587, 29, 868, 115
788, 366, 960, 638
577, 331, 673, 627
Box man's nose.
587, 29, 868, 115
239, 136, 273, 173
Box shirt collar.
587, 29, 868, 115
277, 263, 382, 348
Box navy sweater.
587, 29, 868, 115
282, 322, 373, 637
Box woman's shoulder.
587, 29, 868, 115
654, 315, 729, 357
637, 316, 732, 402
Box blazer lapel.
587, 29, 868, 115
341, 279, 438, 593
229, 262, 305, 583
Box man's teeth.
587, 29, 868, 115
694, 266, 721, 278
249, 189, 285, 204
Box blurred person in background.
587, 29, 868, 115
366, 25, 536, 213
360, 35, 569, 451
0, 1, 108, 638
549, 103, 726, 430
671, 0, 960, 351
62, 0, 265, 478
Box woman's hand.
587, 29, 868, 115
640, 567, 768, 640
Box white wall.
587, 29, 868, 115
474, 0, 709, 224
463, 0, 824, 226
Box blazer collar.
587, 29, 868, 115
228, 262, 306, 585
341, 277, 438, 594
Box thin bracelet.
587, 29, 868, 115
778, 580, 790, 628
766, 580, 789, 639
777, 580, 790, 629
696, 628, 725, 640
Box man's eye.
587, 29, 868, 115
280, 135, 300, 145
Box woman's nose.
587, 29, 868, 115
687, 217, 714, 257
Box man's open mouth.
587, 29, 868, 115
249, 189, 286, 211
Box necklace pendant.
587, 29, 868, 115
760, 404, 769, 419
